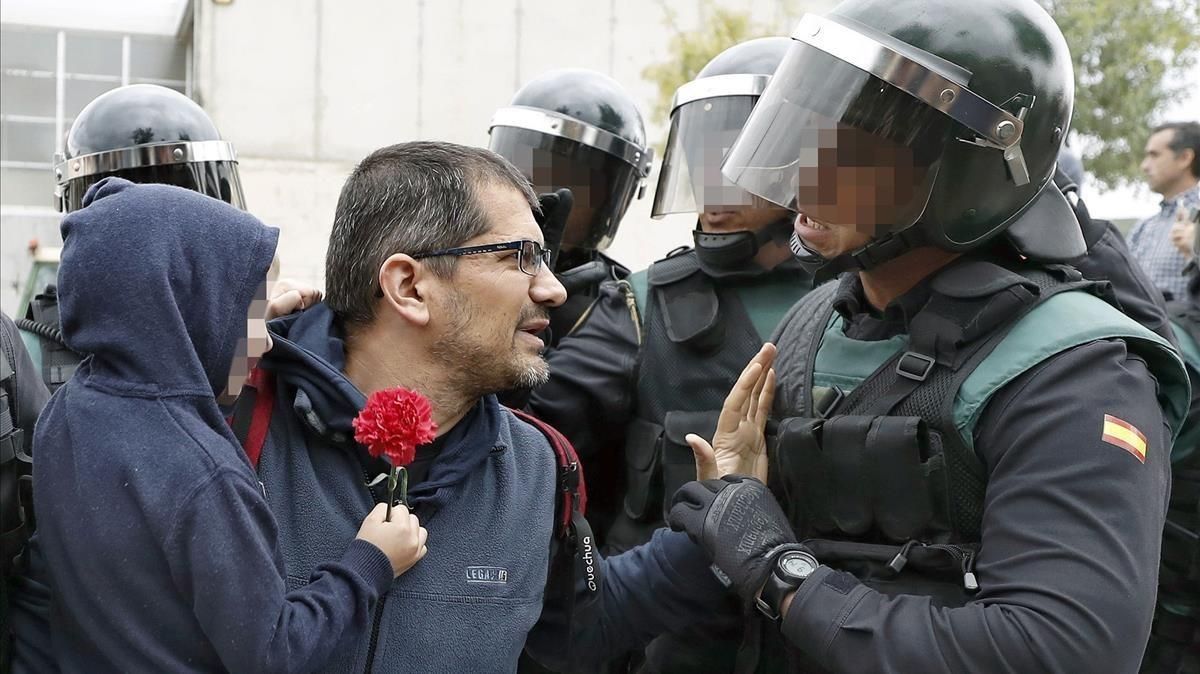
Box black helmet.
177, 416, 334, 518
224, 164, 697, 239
722, 0, 1082, 277
653, 37, 791, 217
488, 69, 652, 252
1055, 145, 1086, 195
55, 84, 245, 213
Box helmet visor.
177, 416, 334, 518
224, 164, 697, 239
60, 160, 246, 213
652, 95, 775, 217
722, 40, 951, 237
489, 126, 640, 251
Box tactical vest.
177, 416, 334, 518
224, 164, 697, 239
20, 285, 82, 393
0, 338, 33, 576
771, 259, 1188, 607
610, 249, 807, 552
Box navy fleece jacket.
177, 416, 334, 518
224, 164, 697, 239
29, 179, 394, 673
253, 303, 730, 672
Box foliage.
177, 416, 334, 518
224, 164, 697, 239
641, 0, 1200, 188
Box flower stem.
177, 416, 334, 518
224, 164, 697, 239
385, 466, 398, 522
384, 466, 410, 522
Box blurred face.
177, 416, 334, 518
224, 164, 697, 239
427, 182, 567, 396
218, 256, 280, 404
1142, 129, 1195, 195
698, 205, 792, 234
792, 124, 927, 259
526, 148, 609, 251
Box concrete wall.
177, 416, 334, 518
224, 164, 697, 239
191, 0, 833, 290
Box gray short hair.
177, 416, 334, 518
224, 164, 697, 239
325, 141, 539, 325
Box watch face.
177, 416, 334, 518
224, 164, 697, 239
780, 551, 818, 579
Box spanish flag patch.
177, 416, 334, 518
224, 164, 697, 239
1101, 414, 1147, 463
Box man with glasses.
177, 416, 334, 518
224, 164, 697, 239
233, 141, 741, 672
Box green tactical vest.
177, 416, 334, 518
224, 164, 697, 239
611, 252, 808, 553
771, 261, 1190, 605
813, 291, 1189, 451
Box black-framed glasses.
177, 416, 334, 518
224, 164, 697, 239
411, 239, 551, 276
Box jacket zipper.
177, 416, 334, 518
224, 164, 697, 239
360, 466, 389, 671
886, 541, 979, 592
363, 595, 388, 673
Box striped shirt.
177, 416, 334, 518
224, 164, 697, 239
1128, 184, 1199, 300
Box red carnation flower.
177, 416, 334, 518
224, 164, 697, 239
353, 387, 437, 467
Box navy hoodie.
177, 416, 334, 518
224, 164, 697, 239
29, 179, 394, 673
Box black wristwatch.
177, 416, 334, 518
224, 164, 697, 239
756, 547, 819, 621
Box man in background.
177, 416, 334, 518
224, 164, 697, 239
1130, 121, 1200, 300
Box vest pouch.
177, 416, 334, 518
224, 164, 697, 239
820, 416, 935, 541
803, 538, 979, 607
623, 417, 664, 521
774, 417, 834, 534
661, 410, 721, 520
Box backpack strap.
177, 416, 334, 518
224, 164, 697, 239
508, 407, 587, 538
228, 366, 276, 470
507, 407, 600, 668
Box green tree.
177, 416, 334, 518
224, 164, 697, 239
641, 2, 784, 123
642, 0, 1200, 188
1040, 0, 1200, 188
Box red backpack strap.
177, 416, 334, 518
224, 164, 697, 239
507, 408, 587, 538
508, 407, 601, 632
227, 366, 276, 469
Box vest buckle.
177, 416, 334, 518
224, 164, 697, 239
896, 351, 936, 382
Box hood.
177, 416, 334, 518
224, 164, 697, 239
264, 303, 501, 511
57, 177, 278, 396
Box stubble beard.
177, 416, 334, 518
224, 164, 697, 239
432, 295, 550, 397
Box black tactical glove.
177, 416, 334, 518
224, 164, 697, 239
667, 475, 799, 605
533, 188, 573, 271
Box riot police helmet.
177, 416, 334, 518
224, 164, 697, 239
55, 84, 245, 213
722, 0, 1081, 278
488, 69, 653, 252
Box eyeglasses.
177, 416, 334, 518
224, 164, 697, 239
411, 239, 552, 276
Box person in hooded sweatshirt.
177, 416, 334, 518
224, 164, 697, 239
22, 177, 429, 673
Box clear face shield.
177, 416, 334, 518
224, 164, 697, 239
722, 14, 1032, 248
652, 75, 778, 217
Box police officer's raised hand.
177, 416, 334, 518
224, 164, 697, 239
356, 502, 429, 577
687, 343, 775, 481
667, 475, 798, 605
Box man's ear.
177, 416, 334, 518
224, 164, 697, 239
378, 253, 431, 326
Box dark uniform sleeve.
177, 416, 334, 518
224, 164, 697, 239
778, 339, 1172, 673
0, 311, 51, 454
523, 529, 731, 672
529, 279, 640, 462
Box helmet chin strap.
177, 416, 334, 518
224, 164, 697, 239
693, 217, 796, 278
797, 225, 928, 284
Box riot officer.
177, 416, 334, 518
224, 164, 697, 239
664, 1, 1192, 672
528, 38, 811, 672
1150, 206, 1199, 674
19, 84, 245, 391
488, 69, 652, 344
